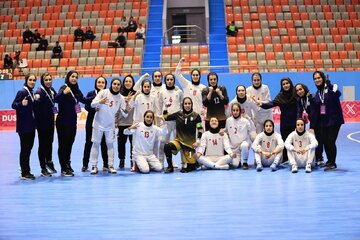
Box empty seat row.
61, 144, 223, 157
0, 2, 147, 16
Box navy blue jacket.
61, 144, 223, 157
55, 85, 89, 127
11, 87, 36, 133
296, 94, 315, 119
310, 83, 344, 129
84, 90, 97, 129
262, 100, 297, 127
34, 87, 57, 131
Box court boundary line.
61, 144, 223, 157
347, 131, 360, 143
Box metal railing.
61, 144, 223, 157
163, 25, 208, 45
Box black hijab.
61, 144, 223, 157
273, 77, 297, 105
182, 97, 193, 115
236, 85, 247, 104
120, 75, 136, 96
263, 119, 274, 136
64, 70, 79, 95
109, 78, 121, 95
141, 79, 152, 95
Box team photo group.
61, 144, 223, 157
11, 58, 344, 180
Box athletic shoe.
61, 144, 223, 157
242, 162, 249, 170
67, 164, 74, 173
291, 164, 298, 173
324, 164, 337, 171
102, 166, 109, 172
256, 164, 263, 172
21, 173, 36, 180
270, 163, 277, 171
81, 166, 88, 172
164, 166, 174, 173
108, 166, 117, 174
305, 163, 312, 173
91, 166, 98, 175
41, 168, 52, 177
61, 170, 74, 177
119, 159, 125, 169
46, 161, 57, 173
316, 160, 325, 167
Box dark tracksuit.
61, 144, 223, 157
310, 84, 344, 166
55, 85, 90, 172
12, 87, 36, 176
34, 87, 56, 170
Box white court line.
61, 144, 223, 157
347, 131, 360, 143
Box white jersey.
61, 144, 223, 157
252, 132, 284, 153
198, 131, 233, 156
133, 74, 165, 118
246, 84, 273, 120
132, 93, 157, 123
175, 63, 206, 115
226, 97, 257, 121
159, 88, 183, 115
124, 122, 167, 156
225, 116, 252, 148
285, 131, 318, 151
91, 89, 127, 131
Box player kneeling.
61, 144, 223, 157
124, 110, 167, 173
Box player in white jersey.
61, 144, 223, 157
252, 119, 284, 172
227, 85, 257, 122
225, 103, 253, 169
158, 73, 183, 165
90, 78, 129, 175
132, 79, 157, 124
134, 71, 165, 160
285, 118, 318, 173
175, 58, 206, 117
195, 118, 236, 170
124, 110, 167, 173
246, 72, 273, 133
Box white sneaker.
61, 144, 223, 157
291, 164, 298, 173
270, 163, 277, 171
305, 163, 312, 173
108, 166, 117, 174
91, 166, 98, 175
256, 164, 263, 172
102, 167, 109, 171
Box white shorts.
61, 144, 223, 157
92, 128, 116, 144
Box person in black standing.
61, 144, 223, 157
201, 72, 229, 130
310, 71, 344, 171
81, 76, 108, 172
254, 77, 297, 163
33, 72, 57, 176
12, 74, 38, 180
55, 70, 90, 176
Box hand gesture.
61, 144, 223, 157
63, 86, 71, 94
34, 94, 40, 101
126, 91, 134, 102
180, 57, 186, 62
129, 122, 140, 130
215, 88, 222, 96
22, 97, 28, 106
143, 73, 150, 78
251, 95, 262, 107
99, 97, 107, 104
208, 86, 213, 93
